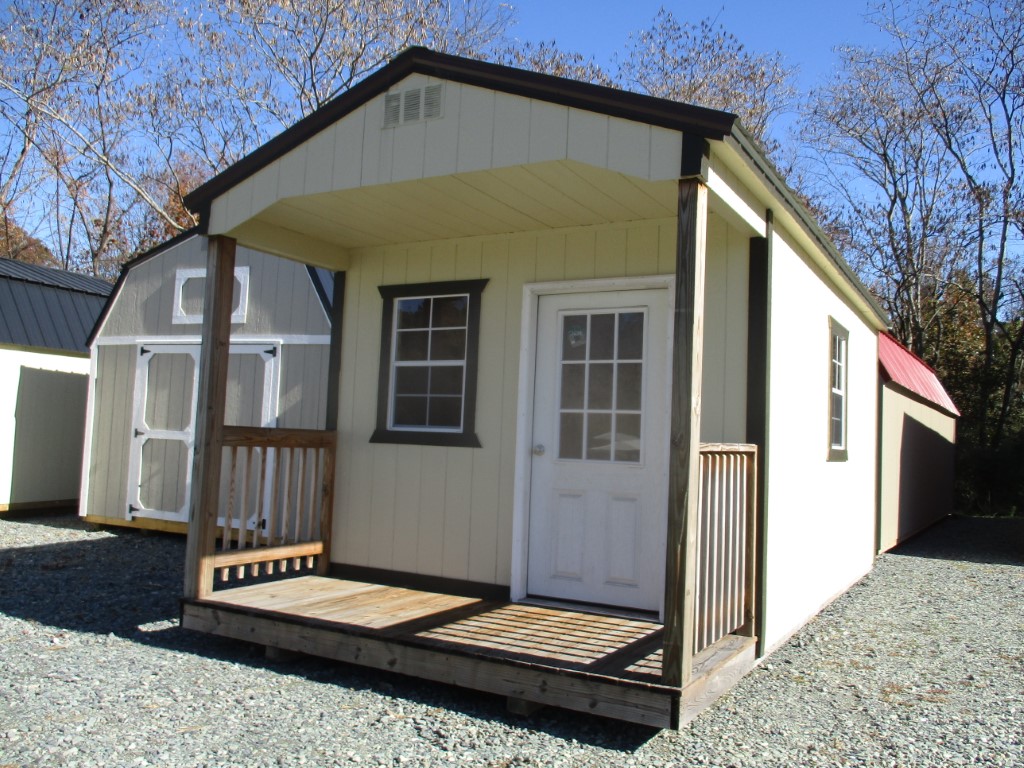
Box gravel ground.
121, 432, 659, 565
0, 512, 1021, 768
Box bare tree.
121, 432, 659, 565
617, 9, 796, 153
801, 44, 968, 362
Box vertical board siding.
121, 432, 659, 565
212, 79, 683, 234
100, 240, 331, 340
86, 345, 134, 520
335, 219, 678, 584
701, 214, 750, 443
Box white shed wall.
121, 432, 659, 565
761, 229, 879, 651
0, 348, 89, 508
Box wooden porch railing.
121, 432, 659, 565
213, 426, 336, 585
693, 443, 757, 654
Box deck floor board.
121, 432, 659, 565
189, 575, 756, 726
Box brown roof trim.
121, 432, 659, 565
183, 46, 738, 214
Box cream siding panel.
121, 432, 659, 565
707, 161, 767, 236
649, 127, 683, 182
626, 224, 660, 277
332, 111, 366, 189
608, 120, 651, 178
225, 183, 255, 234
278, 143, 309, 201
304, 128, 338, 195
250, 161, 283, 219
491, 94, 531, 168
700, 214, 748, 443
467, 238, 509, 582
761, 228, 877, 652
332, 219, 675, 584
456, 86, 496, 173
423, 82, 461, 178
528, 101, 569, 164
360, 95, 385, 187
567, 111, 609, 168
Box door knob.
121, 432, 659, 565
532, 444, 546, 456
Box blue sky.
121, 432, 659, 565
507, 0, 891, 93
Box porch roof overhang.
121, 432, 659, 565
184, 46, 888, 330
218, 161, 680, 267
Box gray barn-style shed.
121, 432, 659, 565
80, 232, 334, 533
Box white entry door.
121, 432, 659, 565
127, 343, 279, 523
527, 288, 670, 613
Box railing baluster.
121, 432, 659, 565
694, 444, 757, 655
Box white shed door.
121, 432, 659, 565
527, 289, 670, 613
128, 343, 279, 523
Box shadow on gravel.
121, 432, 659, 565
889, 515, 1024, 566
0, 513, 658, 751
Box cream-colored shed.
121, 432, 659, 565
173, 49, 890, 727
877, 332, 959, 551
80, 232, 333, 532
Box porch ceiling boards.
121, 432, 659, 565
181, 576, 754, 728
231, 160, 679, 254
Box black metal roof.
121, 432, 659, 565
0, 259, 113, 354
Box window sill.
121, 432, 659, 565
827, 447, 848, 462
370, 429, 482, 448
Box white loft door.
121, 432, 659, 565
127, 343, 279, 523
527, 288, 670, 612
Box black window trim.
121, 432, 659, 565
827, 316, 849, 462
371, 278, 487, 448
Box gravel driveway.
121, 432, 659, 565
0, 512, 1021, 767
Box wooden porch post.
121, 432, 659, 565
183, 235, 236, 600
662, 138, 708, 689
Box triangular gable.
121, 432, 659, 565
879, 331, 959, 417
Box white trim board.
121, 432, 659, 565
509, 274, 676, 611
94, 335, 331, 347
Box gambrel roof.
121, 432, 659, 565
0, 258, 112, 354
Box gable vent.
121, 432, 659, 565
383, 84, 444, 127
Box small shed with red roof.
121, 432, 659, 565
878, 332, 959, 551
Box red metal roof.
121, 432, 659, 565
879, 332, 960, 417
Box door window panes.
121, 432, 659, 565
556, 310, 646, 463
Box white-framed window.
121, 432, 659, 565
371, 279, 487, 448
828, 317, 849, 461
171, 266, 250, 325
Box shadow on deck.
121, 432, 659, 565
183, 576, 755, 728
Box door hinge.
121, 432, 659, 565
264, 347, 277, 357
128, 504, 138, 519
134, 428, 144, 438
140, 347, 150, 356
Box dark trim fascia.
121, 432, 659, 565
329, 563, 510, 601
184, 47, 737, 213
370, 278, 487, 448
680, 134, 710, 181
724, 129, 889, 328
86, 227, 201, 347
324, 271, 346, 431
306, 266, 334, 318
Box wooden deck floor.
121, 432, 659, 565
181, 576, 755, 728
